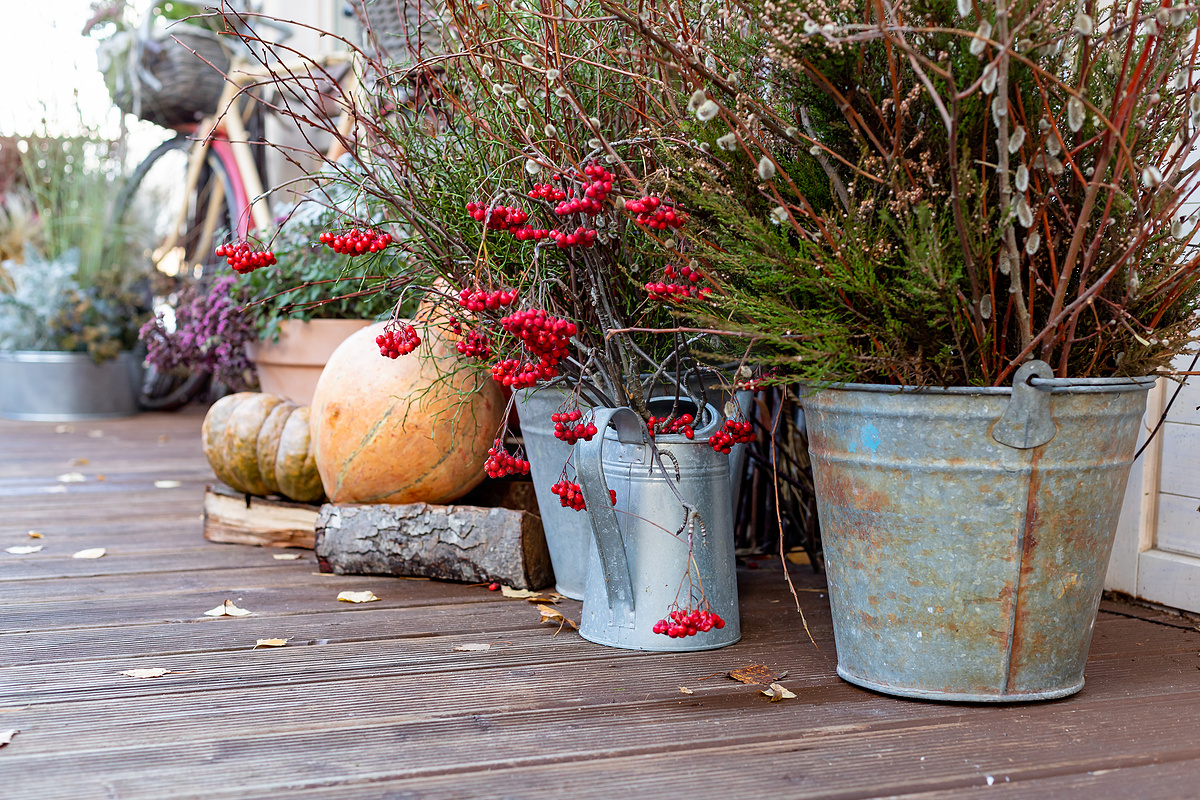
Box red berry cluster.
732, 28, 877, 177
319, 228, 392, 255
456, 330, 492, 360
548, 226, 598, 249
709, 419, 755, 454
215, 241, 276, 274
550, 478, 586, 511
647, 414, 695, 440
485, 441, 531, 478
645, 263, 712, 301
625, 195, 686, 230
552, 409, 598, 444
510, 226, 552, 241
447, 316, 463, 335
652, 608, 726, 638
466, 202, 528, 231
376, 325, 420, 358
459, 287, 518, 312
529, 183, 567, 202
491, 358, 557, 389
489, 310, 577, 388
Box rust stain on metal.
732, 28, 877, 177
1006, 447, 1043, 693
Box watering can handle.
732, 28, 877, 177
575, 407, 646, 625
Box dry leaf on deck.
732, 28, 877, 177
56, 472, 86, 483
154, 480, 182, 489
500, 585, 540, 598
272, 553, 302, 561
120, 668, 173, 679
44, 485, 66, 494
679, 686, 694, 695
0, 729, 17, 747
760, 682, 797, 702
87, 429, 104, 438
68, 457, 89, 467
337, 590, 380, 604
5, 546, 43, 555
54, 425, 74, 434
158, 435, 169, 443
524, 592, 564, 604
537, 603, 579, 632
26, 531, 42, 539
203, 600, 252, 617
96, 475, 106, 481
253, 638, 289, 649
72, 548, 106, 559
726, 664, 787, 686
453, 643, 492, 651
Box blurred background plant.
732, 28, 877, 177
0, 133, 151, 361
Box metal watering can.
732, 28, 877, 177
575, 402, 741, 651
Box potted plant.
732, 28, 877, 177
610, 0, 1200, 698
0, 135, 152, 420
210, 0, 752, 649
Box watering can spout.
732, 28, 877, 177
575, 407, 646, 627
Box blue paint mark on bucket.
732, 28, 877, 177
861, 422, 881, 453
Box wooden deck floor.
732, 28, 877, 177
3, 412, 1200, 799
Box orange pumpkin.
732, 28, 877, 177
201, 392, 325, 502
310, 321, 504, 504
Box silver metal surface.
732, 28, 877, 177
0, 351, 142, 421
802, 361, 1152, 702
576, 401, 741, 651
992, 361, 1058, 449
515, 386, 593, 599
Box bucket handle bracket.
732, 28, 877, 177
992, 360, 1057, 450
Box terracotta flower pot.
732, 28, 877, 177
248, 319, 374, 406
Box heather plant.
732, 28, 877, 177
604, 0, 1200, 386
139, 274, 258, 391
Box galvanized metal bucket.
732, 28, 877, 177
576, 401, 741, 651
0, 351, 142, 421
803, 361, 1154, 702
515, 386, 592, 599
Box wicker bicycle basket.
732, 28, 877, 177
107, 29, 232, 130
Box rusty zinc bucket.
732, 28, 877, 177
802, 361, 1154, 702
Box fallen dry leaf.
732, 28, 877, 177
158, 435, 169, 443
5, 545, 43, 555
96, 474, 106, 481
679, 686, 694, 695
68, 457, 89, 467
203, 600, 252, 617
154, 480, 182, 489
120, 668, 173, 679
785, 549, 811, 566
56, 472, 86, 483
253, 638, 289, 649
272, 553, 302, 561
87, 429, 104, 438
726, 664, 787, 686
72, 548, 106, 559
337, 590, 380, 604
500, 585, 540, 599
453, 643, 492, 651
26, 531, 42, 539
525, 592, 564, 604
0, 729, 16, 747
761, 682, 797, 702
537, 604, 579, 633
54, 424, 74, 434
43, 485, 66, 494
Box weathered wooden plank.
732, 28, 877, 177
3, 679, 1200, 800
315, 502, 553, 589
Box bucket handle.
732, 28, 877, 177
575, 407, 646, 627
992, 360, 1057, 449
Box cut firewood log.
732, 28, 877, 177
202, 483, 319, 549
315, 502, 553, 590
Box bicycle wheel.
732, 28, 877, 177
112, 133, 246, 277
